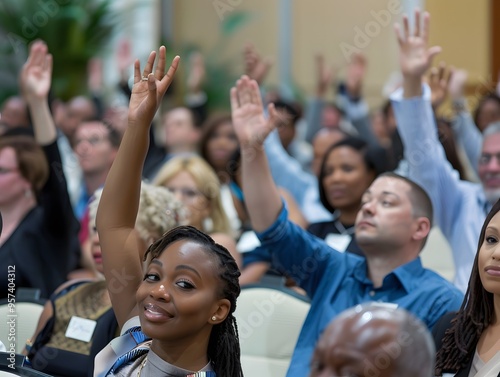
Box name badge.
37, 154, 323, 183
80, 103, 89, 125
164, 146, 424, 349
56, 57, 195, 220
237, 231, 261, 253
65, 316, 97, 342
325, 233, 351, 252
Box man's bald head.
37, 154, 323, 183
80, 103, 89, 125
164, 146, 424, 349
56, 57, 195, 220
309, 304, 435, 377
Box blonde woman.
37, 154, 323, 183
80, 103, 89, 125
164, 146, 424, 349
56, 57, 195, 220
26, 182, 186, 377
153, 154, 241, 267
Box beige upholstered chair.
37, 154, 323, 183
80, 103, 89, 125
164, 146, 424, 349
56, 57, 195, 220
234, 283, 310, 377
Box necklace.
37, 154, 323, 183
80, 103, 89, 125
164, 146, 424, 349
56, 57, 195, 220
137, 356, 147, 377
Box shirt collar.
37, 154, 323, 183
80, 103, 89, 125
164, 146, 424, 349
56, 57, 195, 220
352, 257, 424, 294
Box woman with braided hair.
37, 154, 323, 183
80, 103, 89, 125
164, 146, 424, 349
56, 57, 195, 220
94, 46, 243, 377
434, 199, 500, 376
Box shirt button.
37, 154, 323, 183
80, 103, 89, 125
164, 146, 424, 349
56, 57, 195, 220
369, 290, 375, 297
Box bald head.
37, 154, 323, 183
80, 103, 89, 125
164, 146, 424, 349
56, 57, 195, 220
309, 305, 435, 377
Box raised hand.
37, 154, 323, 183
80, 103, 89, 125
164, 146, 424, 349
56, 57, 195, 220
345, 52, 366, 98
395, 10, 441, 80
19, 40, 53, 102
230, 75, 278, 148
428, 62, 453, 110
243, 43, 273, 85
128, 46, 180, 128
186, 51, 205, 94
315, 54, 335, 98
448, 68, 468, 100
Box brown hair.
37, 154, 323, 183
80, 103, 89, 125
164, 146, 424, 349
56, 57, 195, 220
0, 135, 49, 195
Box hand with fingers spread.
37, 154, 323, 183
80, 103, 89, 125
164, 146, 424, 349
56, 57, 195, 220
243, 43, 273, 85
315, 54, 335, 98
345, 52, 366, 99
19, 40, 53, 102
428, 62, 453, 110
394, 10, 442, 97
230, 75, 278, 149
187, 51, 206, 94
128, 46, 180, 128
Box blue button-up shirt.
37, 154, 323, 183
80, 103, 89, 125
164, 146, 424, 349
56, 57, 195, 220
257, 206, 463, 377
391, 85, 491, 293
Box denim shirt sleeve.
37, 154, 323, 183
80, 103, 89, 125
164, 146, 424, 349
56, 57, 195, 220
255, 204, 339, 298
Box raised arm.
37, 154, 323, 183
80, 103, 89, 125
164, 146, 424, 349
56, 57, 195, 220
96, 47, 179, 327
19, 41, 78, 275
19, 41, 56, 145
230, 76, 282, 231
392, 12, 469, 238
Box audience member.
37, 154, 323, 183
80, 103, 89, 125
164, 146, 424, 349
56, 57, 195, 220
308, 136, 389, 255
390, 10, 500, 292
27, 183, 184, 377
310, 304, 435, 377
199, 112, 243, 234
73, 120, 120, 221
0, 41, 79, 299
0, 96, 30, 129
310, 127, 347, 177
230, 74, 462, 376
94, 46, 243, 377
153, 154, 241, 267
433, 199, 500, 376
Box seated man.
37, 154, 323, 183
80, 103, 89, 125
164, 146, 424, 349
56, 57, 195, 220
229, 75, 462, 376
309, 303, 435, 377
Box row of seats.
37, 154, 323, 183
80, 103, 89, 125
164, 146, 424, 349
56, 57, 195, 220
0, 283, 310, 377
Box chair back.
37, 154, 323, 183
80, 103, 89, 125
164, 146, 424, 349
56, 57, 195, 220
234, 282, 310, 377
0, 289, 46, 354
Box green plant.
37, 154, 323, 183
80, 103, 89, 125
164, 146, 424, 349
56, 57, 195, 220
0, 0, 118, 103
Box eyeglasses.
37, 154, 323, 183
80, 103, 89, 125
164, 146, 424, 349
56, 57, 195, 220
166, 187, 203, 199
479, 153, 500, 165
0, 167, 19, 175
74, 136, 108, 147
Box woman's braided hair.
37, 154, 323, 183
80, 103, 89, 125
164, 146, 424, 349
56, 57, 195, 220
145, 225, 243, 377
434, 200, 500, 375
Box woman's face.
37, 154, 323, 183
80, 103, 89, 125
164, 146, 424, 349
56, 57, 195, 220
478, 211, 500, 295
163, 171, 210, 229
206, 121, 238, 172
0, 147, 31, 206
136, 239, 229, 343
322, 146, 375, 213
477, 99, 500, 132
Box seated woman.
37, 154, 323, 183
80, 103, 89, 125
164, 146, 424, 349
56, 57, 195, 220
433, 199, 500, 376
94, 46, 243, 376
308, 136, 389, 255
153, 154, 242, 267
0, 41, 79, 299
26, 182, 184, 377
199, 113, 242, 235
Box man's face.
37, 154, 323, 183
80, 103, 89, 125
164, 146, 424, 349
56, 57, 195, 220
478, 133, 500, 204
355, 177, 417, 252
73, 122, 117, 175
163, 108, 199, 151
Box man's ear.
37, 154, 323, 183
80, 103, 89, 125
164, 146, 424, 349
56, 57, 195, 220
413, 216, 431, 242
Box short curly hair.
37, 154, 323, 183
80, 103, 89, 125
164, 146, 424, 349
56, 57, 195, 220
88, 182, 187, 243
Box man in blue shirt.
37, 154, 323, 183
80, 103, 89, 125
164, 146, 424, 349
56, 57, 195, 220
229, 75, 463, 376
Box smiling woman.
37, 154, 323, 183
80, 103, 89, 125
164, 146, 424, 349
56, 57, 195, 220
95, 46, 243, 377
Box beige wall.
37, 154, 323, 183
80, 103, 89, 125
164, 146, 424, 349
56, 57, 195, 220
173, 0, 490, 109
